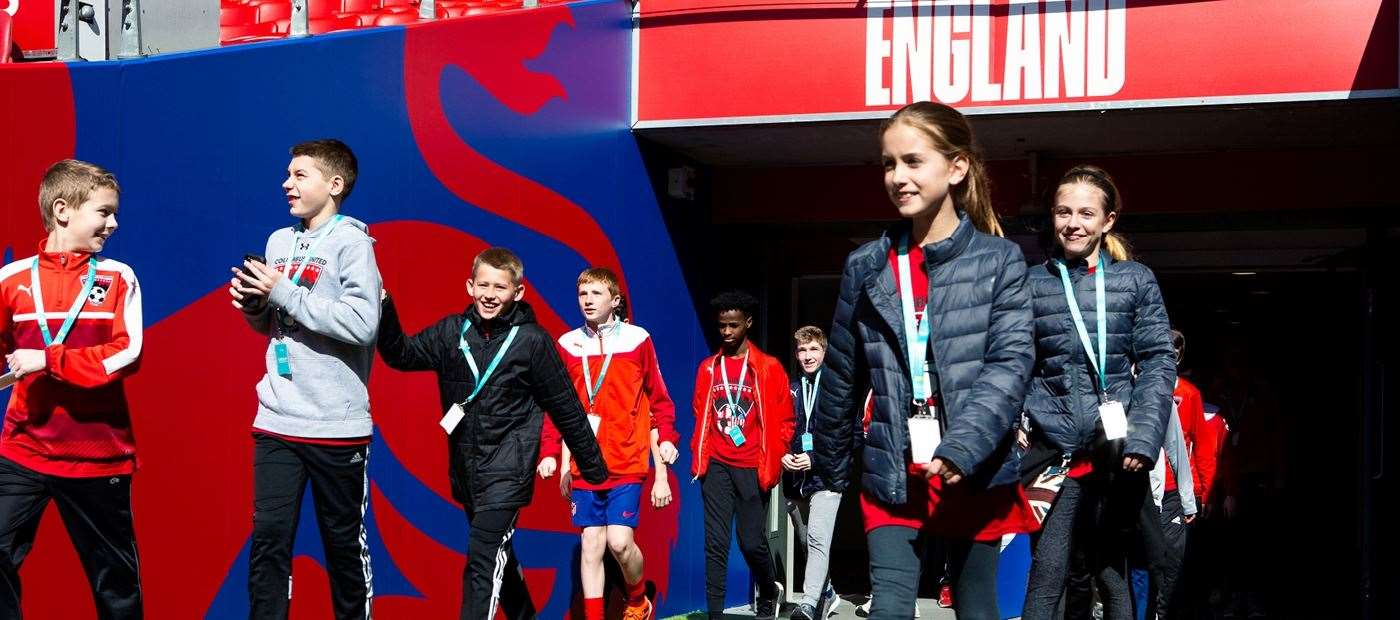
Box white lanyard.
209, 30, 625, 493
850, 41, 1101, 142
801, 370, 821, 425
581, 322, 619, 411
284, 214, 343, 286
718, 349, 751, 411
897, 234, 933, 402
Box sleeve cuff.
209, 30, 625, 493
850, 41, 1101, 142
268, 276, 298, 308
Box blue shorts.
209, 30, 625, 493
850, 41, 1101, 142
570, 483, 642, 528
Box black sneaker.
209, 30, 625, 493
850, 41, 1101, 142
789, 602, 817, 620
755, 596, 779, 620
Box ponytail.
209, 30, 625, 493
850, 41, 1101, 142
1103, 232, 1132, 261
882, 101, 1004, 237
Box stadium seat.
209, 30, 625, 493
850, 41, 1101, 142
374, 11, 419, 24
220, 5, 258, 25
377, 5, 414, 13
271, 17, 291, 33
341, 0, 376, 14
253, 1, 292, 23
222, 33, 286, 45
309, 14, 361, 32
380, 0, 414, 7
308, 0, 338, 19
220, 21, 279, 38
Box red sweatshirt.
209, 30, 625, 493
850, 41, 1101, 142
541, 321, 677, 490
0, 242, 143, 477
1167, 377, 1216, 503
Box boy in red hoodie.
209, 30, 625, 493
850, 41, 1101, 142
0, 160, 144, 618
690, 290, 794, 620
537, 267, 679, 620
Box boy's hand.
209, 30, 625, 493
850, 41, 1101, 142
922, 458, 963, 485
536, 457, 557, 479
782, 453, 811, 471
234, 260, 285, 297
658, 441, 679, 465
559, 469, 572, 499
4, 350, 46, 379
228, 271, 266, 312
651, 477, 672, 508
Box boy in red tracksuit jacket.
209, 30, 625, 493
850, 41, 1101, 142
0, 160, 144, 619
690, 290, 793, 620
537, 267, 679, 620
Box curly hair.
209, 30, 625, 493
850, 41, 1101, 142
710, 289, 759, 319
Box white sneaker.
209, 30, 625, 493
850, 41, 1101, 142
914, 602, 921, 618
824, 593, 842, 617
854, 600, 871, 617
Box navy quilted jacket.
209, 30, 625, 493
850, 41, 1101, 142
814, 213, 1035, 504
1024, 255, 1176, 465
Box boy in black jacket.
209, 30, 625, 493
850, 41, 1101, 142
376, 247, 608, 620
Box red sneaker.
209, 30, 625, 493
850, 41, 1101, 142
938, 583, 954, 609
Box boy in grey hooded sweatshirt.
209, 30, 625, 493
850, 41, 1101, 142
230, 139, 382, 620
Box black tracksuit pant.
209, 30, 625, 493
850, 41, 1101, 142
0, 456, 142, 619
460, 508, 536, 620
701, 461, 778, 616
248, 433, 373, 619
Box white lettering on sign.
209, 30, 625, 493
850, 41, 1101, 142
865, 0, 1125, 107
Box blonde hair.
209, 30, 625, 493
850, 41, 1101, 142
472, 247, 525, 284
794, 325, 827, 349
880, 102, 1004, 237
1056, 164, 1132, 261
38, 159, 120, 232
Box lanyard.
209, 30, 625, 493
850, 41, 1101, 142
801, 370, 821, 424
284, 214, 344, 286
718, 349, 751, 411
1055, 253, 1108, 394
458, 320, 521, 404
581, 322, 619, 410
897, 234, 933, 402
30, 256, 98, 347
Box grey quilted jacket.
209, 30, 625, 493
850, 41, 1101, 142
1024, 255, 1176, 465
814, 213, 1035, 504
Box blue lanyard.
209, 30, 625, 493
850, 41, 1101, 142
718, 348, 750, 411
801, 370, 821, 424
897, 234, 933, 402
1055, 254, 1107, 394
30, 256, 98, 347
581, 322, 619, 411
285, 214, 343, 286
458, 320, 521, 403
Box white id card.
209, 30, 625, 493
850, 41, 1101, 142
0, 372, 16, 391
908, 416, 942, 464
440, 403, 466, 434
1099, 400, 1128, 440
588, 414, 601, 435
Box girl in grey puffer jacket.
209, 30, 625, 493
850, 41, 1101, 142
1020, 165, 1177, 620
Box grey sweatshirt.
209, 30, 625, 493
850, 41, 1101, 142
244, 215, 382, 438
1151, 401, 1197, 516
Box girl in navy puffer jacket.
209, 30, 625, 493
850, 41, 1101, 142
1019, 165, 1177, 620
814, 102, 1036, 620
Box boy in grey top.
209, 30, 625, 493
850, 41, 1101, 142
230, 139, 382, 620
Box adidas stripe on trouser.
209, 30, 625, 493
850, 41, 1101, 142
461, 508, 536, 620
249, 433, 373, 619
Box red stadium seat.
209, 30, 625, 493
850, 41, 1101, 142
380, 0, 414, 7
377, 5, 414, 13
309, 14, 361, 32
253, 1, 292, 23
220, 5, 258, 26
271, 17, 291, 33
308, 0, 338, 18
341, 0, 376, 13
222, 33, 286, 46
374, 11, 419, 24
220, 21, 279, 38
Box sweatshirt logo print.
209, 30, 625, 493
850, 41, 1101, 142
87, 275, 114, 307
712, 380, 754, 436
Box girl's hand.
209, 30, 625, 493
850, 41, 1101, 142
1122, 455, 1148, 472
1016, 428, 1030, 450
923, 458, 963, 485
